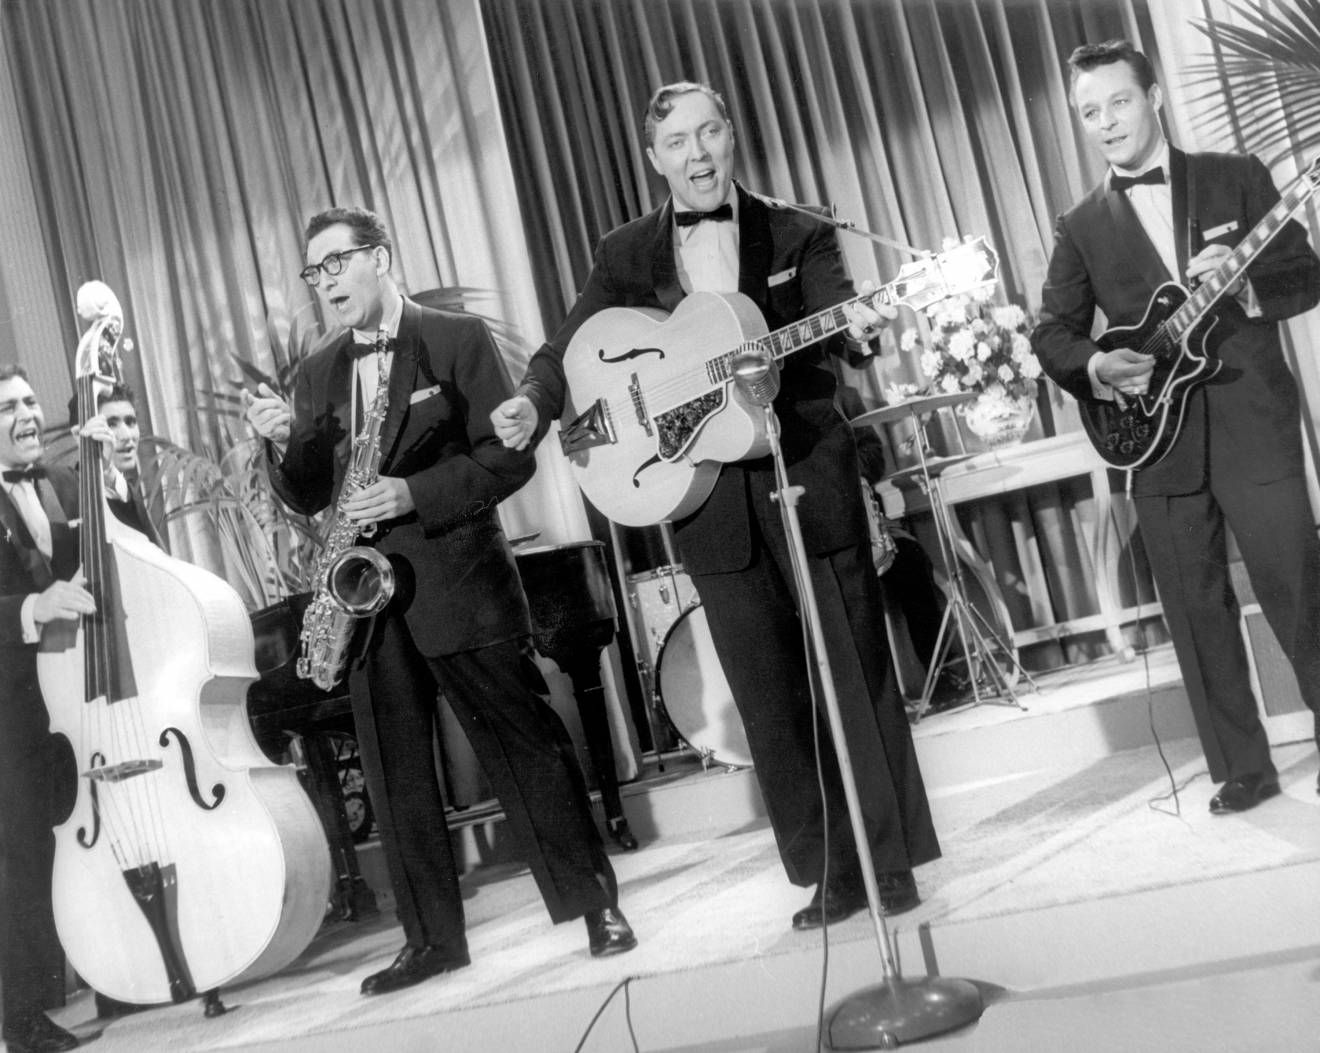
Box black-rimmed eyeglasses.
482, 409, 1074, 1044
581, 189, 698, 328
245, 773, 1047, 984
300, 244, 378, 287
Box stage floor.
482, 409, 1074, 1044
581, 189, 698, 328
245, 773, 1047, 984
41, 648, 1320, 1052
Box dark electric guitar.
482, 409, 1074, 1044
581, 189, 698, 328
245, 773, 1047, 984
557, 236, 998, 526
1082, 156, 1320, 470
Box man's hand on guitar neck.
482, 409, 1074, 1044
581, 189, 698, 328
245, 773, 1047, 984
1092, 347, 1155, 408
842, 280, 898, 344
491, 394, 538, 451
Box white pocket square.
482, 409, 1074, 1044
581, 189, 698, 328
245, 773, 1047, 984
409, 385, 441, 405
1203, 220, 1239, 240
768, 267, 798, 287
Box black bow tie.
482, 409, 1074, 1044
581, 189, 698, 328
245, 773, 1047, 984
2, 466, 46, 484
1111, 166, 1165, 193
351, 336, 396, 357
674, 204, 734, 227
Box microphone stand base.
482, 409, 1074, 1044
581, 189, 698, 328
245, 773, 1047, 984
827, 976, 984, 1049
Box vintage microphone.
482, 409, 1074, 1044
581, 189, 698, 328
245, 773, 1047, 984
732, 343, 984, 1049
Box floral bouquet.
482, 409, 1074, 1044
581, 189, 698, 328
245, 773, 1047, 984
899, 291, 1043, 446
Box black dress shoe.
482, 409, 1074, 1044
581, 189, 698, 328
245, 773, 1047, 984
877, 869, 921, 916
791, 880, 868, 930
2, 1011, 79, 1053
585, 906, 637, 956
606, 817, 639, 851
360, 944, 470, 996
1209, 773, 1281, 815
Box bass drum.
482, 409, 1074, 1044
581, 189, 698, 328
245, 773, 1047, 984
656, 604, 753, 768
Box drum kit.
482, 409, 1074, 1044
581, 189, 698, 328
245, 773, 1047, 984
625, 561, 752, 768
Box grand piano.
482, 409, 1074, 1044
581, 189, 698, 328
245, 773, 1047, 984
246, 537, 638, 916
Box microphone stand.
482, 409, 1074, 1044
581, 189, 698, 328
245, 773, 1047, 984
732, 353, 982, 1048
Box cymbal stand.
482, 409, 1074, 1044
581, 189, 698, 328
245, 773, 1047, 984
907, 417, 1035, 721
755, 399, 983, 1047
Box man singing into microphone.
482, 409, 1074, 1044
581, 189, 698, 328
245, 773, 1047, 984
492, 81, 940, 928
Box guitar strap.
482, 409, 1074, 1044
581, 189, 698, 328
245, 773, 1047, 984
1183, 156, 1201, 284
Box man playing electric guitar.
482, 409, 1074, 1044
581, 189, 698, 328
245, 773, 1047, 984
493, 81, 941, 928
1033, 40, 1320, 811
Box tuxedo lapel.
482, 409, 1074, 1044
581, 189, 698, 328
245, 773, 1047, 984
0, 487, 55, 590
1103, 187, 1172, 290
736, 185, 772, 304
378, 304, 421, 466
650, 203, 685, 312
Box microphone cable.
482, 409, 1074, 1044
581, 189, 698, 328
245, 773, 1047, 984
1115, 468, 1201, 816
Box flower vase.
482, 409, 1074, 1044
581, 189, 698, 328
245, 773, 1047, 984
960, 392, 1037, 450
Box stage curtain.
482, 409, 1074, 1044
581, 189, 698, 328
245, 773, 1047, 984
479, 0, 1163, 668
0, 0, 637, 802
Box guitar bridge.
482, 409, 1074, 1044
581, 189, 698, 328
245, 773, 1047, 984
560, 398, 616, 455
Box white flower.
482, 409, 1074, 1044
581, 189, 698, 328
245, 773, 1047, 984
964, 362, 984, 386
947, 330, 976, 361
992, 304, 1027, 329
900, 328, 919, 352
940, 373, 962, 394
1011, 333, 1032, 359
976, 340, 993, 361
920, 349, 943, 377
997, 364, 1016, 384
1020, 355, 1042, 380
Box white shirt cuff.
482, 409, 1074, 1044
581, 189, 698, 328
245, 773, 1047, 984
20, 594, 40, 644
1237, 279, 1262, 318
1087, 352, 1116, 402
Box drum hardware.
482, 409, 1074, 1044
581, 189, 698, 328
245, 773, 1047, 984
872, 403, 1038, 721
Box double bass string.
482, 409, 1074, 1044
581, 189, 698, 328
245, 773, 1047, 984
76, 353, 171, 878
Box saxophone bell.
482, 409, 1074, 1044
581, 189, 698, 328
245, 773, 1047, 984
325, 545, 395, 617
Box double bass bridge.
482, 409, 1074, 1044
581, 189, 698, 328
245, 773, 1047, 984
85, 759, 163, 783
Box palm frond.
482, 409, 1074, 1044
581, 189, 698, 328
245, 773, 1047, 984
1188, 1, 1320, 164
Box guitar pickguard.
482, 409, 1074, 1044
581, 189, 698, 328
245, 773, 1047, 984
655, 389, 728, 460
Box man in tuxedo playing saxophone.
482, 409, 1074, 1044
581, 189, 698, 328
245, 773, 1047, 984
1033, 40, 1320, 810
492, 82, 941, 928
245, 206, 635, 997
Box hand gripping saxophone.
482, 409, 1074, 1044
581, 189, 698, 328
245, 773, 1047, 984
297, 325, 397, 691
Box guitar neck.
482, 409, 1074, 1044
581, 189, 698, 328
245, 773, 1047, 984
1172, 162, 1320, 336
704, 279, 908, 386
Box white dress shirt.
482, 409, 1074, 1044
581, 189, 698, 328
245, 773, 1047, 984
351, 296, 403, 428
673, 191, 740, 294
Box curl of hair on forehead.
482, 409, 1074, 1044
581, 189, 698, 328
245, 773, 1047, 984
643, 81, 731, 147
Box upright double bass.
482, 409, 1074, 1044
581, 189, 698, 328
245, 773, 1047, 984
37, 283, 330, 1006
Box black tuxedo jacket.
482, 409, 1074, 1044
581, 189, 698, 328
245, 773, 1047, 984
268, 300, 537, 656
519, 182, 872, 572
108, 474, 164, 550
1, 466, 79, 761
1034, 148, 1320, 496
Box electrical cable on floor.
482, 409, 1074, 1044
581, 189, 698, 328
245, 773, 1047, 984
1117, 468, 1192, 816
572, 975, 640, 1053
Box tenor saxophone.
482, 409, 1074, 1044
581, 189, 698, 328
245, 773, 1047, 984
297, 325, 397, 691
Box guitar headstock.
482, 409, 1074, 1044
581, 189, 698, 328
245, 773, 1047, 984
73, 281, 126, 392
881, 236, 1001, 315
1304, 155, 1320, 188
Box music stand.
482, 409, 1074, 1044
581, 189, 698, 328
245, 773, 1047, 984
852, 396, 1036, 721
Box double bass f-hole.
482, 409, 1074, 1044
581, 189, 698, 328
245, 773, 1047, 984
159, 727, 225, 810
